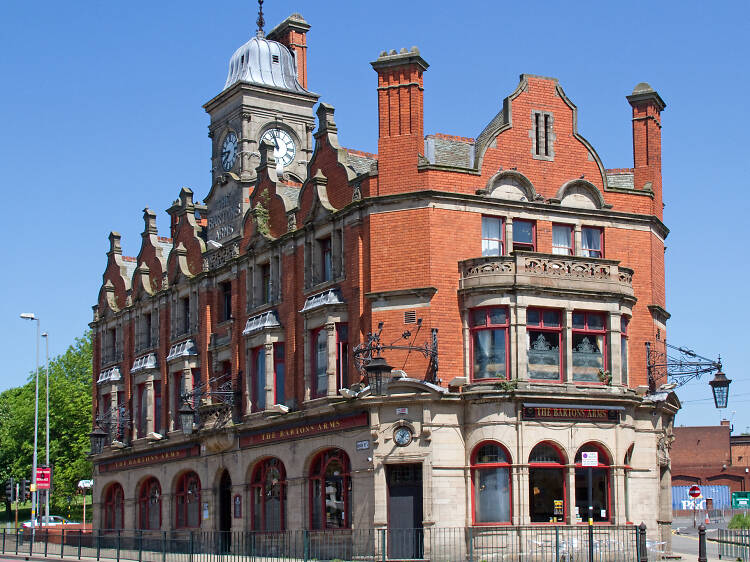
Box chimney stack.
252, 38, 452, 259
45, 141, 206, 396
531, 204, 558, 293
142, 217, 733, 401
627, 83, 666, 220
371, 47, 429, 195
267, 14, 310, 89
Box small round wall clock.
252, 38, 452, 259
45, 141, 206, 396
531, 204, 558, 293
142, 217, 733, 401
260, 128, 296, 168
394, 426, 413, 447
221, 131, 238, 171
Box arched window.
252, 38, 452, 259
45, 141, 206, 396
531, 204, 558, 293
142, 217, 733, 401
624, 445, 634, 523
138, 477, 161, 530
103, 483, 124, 531
471, 442, 512, 524
251, 457, 286, 531
574, 443, 611, 523
309, 448, 351, 529
529, 443, 566, 523
175, 471, 201, 529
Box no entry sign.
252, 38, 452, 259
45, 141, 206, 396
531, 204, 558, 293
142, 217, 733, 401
689, 485, 701, 498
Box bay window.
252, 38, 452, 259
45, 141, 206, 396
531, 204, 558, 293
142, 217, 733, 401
481, 216, 504, 256
526, 309, 562, 381
572, 311, 606, 382
472, 442, 512, 524
470, 307, 509, 380
621, 316, 629, 385
512, 219, 535, 251
552, 224, 573, 255
582, 227, 603, 258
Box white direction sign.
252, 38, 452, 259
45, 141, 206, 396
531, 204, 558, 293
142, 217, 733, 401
582, 452, 599, 467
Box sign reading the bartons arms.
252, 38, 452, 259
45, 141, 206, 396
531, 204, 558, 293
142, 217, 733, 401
240, 412, 369, 448
97, 444, 200, 474
522, 405, 620, 422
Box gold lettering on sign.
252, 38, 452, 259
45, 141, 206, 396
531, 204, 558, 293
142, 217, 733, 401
240, 414, 367, 448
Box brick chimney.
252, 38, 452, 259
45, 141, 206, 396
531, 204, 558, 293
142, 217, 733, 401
267, 13, 310, 89
371, 47, 429, 195
627, 83, 666, 220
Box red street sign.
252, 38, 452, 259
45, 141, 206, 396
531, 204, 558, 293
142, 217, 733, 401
36, 467, 52, 490
689, 485, 701, 498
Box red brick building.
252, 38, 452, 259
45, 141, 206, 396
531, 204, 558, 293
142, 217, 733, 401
90, 10, 677, 554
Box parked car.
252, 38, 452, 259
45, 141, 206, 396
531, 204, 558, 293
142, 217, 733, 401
22, 515, 72, 528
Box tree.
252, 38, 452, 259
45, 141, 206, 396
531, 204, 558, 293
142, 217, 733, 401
0, 332, 92, 513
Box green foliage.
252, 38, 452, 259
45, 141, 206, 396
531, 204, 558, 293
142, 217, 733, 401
729, 513, 750, 529
597, 369, 613, 385
494, 379, 518, 392
0, 332, 92, 513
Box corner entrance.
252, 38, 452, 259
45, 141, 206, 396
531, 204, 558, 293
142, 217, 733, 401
387, 463, 423, 559
218, 470, 232, 553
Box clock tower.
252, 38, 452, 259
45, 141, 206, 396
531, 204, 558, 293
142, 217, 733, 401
202, 11, 319, 245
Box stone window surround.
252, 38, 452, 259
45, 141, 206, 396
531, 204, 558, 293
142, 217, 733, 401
244, 328, 285, 414
134, 302, 160, 354
484, 214, 607, 259
304, 220, 345, 290
132, 369, 162, 439
170, 285, 199, 341
301, 304, 348, 402
462, 295, 631, 386
244, 248, 283, 312
529, 109, 555, 161
166, 354, 199, 434
100, 319, 123, 367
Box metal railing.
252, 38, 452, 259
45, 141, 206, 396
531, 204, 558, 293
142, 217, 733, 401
718, 528, 750, 560
0, 525, 641, 562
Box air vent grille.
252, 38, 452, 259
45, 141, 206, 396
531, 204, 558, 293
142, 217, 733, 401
404, 310, 417, 324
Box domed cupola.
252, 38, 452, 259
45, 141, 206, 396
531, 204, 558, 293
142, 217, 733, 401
223, 34, 307, 93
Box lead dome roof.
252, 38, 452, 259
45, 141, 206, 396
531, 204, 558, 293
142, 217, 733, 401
223, 34, 307, 93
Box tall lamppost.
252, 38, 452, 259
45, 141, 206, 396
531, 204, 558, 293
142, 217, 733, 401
41, 332, 50, 522
20, 313, 40, 535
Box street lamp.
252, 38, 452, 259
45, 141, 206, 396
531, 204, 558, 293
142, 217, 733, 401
179, 402, 195, 435
41, 332, 50, 523
20, 313, 40, 534
89, 426, 108, 455
709, 370, 731, 409
364, 356, 393, 395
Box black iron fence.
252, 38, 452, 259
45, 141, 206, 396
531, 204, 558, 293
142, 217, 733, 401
717, 528, 750, 560
1, 525, 642, 562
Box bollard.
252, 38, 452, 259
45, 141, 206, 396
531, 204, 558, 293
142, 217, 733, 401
638, 522, 648, 562
698, 524, 707, 562
78, 529, 82, 560
96, 529, 101, 561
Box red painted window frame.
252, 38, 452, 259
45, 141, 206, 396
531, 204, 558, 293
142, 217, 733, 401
174, 471, 201, 529
310, 326, 328, 399
309, 448, 351, 530
512, 219, 536, 252
574, 443, 612, 525
153, 382, 162, 434
173, 372, 183, 430
528, 442, 567, 525
581, 226, 604, 258
136, 383, 147, 438
571, 311, 608, 384
526, 308, 563, 382
469, 307, 510, 381
138, 477, 162, 530
251, 346, 265, 412
336, 324, 349, 390
103, 483, 124, 531
481, 215, 505, 257
621, 316, 630, 386
551, 224, 574, 255
250, 457, 287, 531
470, 441, 513, 526
274, 343, 285, 405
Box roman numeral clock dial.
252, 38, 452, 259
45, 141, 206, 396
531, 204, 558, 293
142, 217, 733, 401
221, 131, 238, 171
260, 128, 296, 168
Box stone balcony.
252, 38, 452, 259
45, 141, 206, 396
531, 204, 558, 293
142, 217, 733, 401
459, 252, 634, 299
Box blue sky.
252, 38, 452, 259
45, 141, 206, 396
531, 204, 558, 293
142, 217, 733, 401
1, 1, 747, 429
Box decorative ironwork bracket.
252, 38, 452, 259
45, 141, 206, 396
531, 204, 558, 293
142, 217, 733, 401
646, 340, 722, 392
352, 321, 439, 383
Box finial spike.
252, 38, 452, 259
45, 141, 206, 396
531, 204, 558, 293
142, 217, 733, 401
256, 0, 265, 37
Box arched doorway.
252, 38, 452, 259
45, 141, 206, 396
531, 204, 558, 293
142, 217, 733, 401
218, 470, 232, 553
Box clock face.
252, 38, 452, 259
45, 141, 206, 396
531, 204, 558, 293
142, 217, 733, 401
260, 128, 296, 168
221, 131, 238, 171
394, 427, 413, 447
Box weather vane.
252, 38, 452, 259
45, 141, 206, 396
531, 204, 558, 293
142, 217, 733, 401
256, 0, 265, 37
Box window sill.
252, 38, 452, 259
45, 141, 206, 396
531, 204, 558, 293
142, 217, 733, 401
304, 277, 344, 297
246, 301, 279, 316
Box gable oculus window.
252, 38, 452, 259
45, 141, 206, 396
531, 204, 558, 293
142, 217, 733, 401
472, 442, 512, 524
481, 216, 504, 256
582, 227, 603, 258
572, 311, 606, 383
552, 224, 574, 255
526, 309, 561, 381
512, 220, 535, 251
470, 307, 509, 380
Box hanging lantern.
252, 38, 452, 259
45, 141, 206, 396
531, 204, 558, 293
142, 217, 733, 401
709, 370, 731, 409
364, 356, 393, 395
179, 402, 196, 435
90, 426, 108, 455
